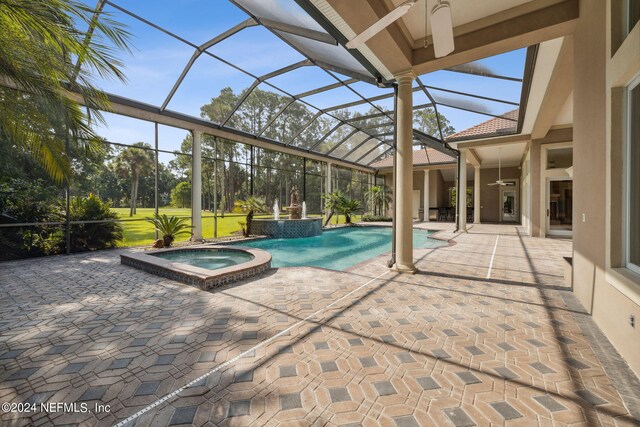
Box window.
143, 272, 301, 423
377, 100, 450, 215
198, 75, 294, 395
546, 147, 573, 169
625, 74, 640, 274
628, 0, 640, 35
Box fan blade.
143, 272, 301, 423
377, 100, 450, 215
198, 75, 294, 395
346, 1, 416, 49
488, 182, 499, 186
430, 1, 455, 58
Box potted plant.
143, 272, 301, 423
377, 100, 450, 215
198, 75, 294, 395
145, 213, 193, 247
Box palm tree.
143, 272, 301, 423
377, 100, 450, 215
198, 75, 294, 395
322, 190, 346, 226
113, 143, 154, 216
364, 185, 391, 216
0, 0, 130, 184
238, 196, 268, 236
340, 198, 362, 224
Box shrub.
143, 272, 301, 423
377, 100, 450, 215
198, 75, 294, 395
322, 190, 363, 225
0, 179, 63, 260
362, 214, 392, 222
65, 194, 123, 252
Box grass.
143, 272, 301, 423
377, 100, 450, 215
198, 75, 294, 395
111, 207, 360, 247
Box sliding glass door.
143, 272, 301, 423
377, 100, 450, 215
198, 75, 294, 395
547, 178, 573, 237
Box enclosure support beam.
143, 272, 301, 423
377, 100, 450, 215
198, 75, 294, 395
155, 123, 159, 239
393, 72, 417, 274
250, 146, 255, 196
474, 166, 481, 224
458, 150, 468, 232
192, 130, 203, 241
423, 170, 430, 222
325, 162, 332, 214
303, 160, 307, 203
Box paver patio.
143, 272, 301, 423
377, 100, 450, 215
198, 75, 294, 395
1, 224, 639, 426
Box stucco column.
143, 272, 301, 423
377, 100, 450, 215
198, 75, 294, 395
458, 150, 467, 232
192, 130, 203, 241
393, 71, 417, 273
474, 166, 481, 224
423, 170, 430, 222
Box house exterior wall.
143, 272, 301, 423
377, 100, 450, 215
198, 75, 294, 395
435, 170, 447, 207
375, 0, 640, 379
413, 171, 424, 213
479, 167, 521, 223
521, 147, 532, 234
572, 0, 640, 376
429, 170, 439, 207
381, 167, 457, 219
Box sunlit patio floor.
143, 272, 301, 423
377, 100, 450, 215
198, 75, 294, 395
1, 224, 639, 426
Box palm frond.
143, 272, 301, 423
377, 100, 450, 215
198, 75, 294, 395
0, 0, 131, 184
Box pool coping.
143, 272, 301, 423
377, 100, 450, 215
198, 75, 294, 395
120, 245, 271, 291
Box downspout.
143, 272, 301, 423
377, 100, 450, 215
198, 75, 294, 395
454, 153, 461, 232
387, 84, 399, 268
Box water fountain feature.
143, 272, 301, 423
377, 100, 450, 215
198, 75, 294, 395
251, 185, 322, 238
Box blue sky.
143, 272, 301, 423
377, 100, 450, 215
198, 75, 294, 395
87, 0, 527, 163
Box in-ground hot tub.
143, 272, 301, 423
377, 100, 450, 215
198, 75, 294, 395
120, 246, 271, 290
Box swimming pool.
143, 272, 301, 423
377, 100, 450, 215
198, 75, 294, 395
234, 226, 445, 271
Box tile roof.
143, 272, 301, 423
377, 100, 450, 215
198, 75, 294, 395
370, 109, 520, 169
371, 147, 455, 168
445, 109, 519, 142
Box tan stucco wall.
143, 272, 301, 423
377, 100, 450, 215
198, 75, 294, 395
435, 171, 447, 207
478, 167, 521, 223
571, 0, 640, 376
573, 0, 608, 321
381, 168, 453, 218
429, 170, 439, 207
530, 141, 542, 236
413, 171, 424, 208
386, 166, 522, 223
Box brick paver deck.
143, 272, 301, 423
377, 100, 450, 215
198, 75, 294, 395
1, 224, 638, 426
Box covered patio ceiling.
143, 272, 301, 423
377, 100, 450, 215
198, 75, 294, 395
72, 0, 540, 170
303, 0, 579, 170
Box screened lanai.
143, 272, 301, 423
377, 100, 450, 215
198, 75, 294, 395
83, 0, 534, 165
0, 0, 535, 258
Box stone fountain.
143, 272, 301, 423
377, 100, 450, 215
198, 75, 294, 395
288, 185, 301, 219
250, 184, 322, 238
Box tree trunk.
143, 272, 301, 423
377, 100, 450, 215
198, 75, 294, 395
266, 168, 271, 207
323, 211, 334, 227
228, 152, 235, 211
206, 170, 212, 211
220, 160, 226, 217
129, 176, 136, 216
132, 175, 139, 215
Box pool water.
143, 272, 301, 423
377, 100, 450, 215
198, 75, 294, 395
235, 226, 444, 271
154, 250, 254, 270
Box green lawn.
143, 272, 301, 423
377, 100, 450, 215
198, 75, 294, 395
111, 208, 360, 247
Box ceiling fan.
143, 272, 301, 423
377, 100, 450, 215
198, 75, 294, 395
346, 1, 416, 49
426, 0, 455, 58
346, 0, 455, 58
488, 149, 515, 187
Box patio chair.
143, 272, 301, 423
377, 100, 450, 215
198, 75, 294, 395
437, 208, 447, 221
